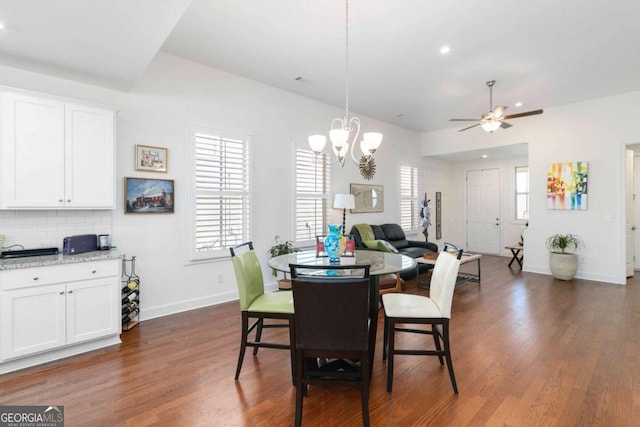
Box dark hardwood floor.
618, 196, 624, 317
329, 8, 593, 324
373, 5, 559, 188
2, 255, 639, 426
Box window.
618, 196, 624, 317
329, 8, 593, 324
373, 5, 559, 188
295, 149, 330, 242
400, 165, 419, 231
190, 125, 250, 260
515, 166, 529, 220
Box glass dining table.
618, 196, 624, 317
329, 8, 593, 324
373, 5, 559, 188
268, 249, 417, 374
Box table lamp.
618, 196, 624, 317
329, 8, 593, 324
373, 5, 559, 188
333, 193, 355, 235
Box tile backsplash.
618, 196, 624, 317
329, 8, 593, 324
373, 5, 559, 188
0, 210, 112, 250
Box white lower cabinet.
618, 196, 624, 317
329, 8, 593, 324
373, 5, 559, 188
0, 259, 121, 371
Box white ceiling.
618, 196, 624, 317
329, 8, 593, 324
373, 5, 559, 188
1, 0, 639, 133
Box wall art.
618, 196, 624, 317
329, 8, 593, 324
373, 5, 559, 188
350, 183, 384, 213
547, 161, 588, 210
125, 177, 174, 214
135, 144, 168, 173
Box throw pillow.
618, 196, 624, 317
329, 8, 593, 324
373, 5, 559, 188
377, 240, 399, 253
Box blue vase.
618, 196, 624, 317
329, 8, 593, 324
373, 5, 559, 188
324, 224, 345, 263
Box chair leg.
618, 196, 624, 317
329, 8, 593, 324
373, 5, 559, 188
361, 356, 370, 427
382, 314, 389, 361
252, 318, 264, 356
442, 320, 458, 394
386, 318, 396, 392
432, 323, 444, 365
288, 314, 296, 386
235, 312, 249, 380
295, 376, 304, 427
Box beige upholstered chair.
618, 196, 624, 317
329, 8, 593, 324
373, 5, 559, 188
382, 249, 463, 394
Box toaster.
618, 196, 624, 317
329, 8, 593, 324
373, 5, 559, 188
63, 234, 98, 255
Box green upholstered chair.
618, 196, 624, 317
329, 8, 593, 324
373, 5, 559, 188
230, 242, 295, 382
382, 248, 463, 394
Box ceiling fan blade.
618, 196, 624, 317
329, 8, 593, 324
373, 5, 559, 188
492, 106, 507, 119
458, 123, 481, 132
500, 121, 513, 129
449, 118, 480, 122
503, 109, 543, 120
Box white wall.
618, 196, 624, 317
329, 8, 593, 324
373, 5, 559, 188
0, 52, 422, 319
420, 91, 640, 284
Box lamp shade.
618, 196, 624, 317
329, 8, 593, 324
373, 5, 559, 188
329, 129, 349, 150
334, 193, 355, 209
481, 120, 501, 133
361, 132, 383, 154
308, 135, 327, 153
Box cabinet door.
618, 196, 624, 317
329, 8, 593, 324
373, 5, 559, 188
1, 93, 65, 208
66, 276, 119, 344
64, 104, 115, 208
1, 284, 66, 360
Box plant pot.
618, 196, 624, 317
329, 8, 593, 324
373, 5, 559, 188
548, 252, 578, 281
277, 279, 292, 291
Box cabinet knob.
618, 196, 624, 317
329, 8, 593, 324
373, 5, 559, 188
58, 199, 63, 202
59, 291, 64, 295
33, 277, 39, 281
67, 199, 71, 203
68, 290, 73, 294
92, 270, 97, 273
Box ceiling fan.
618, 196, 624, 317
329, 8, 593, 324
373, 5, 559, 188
450, 80, 543, 132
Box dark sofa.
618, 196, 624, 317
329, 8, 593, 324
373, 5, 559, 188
350, 223, 438, 279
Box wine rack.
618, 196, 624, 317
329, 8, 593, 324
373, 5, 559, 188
121, 256, 140, 331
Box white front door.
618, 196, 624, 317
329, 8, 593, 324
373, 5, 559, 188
466, 169, 501, 254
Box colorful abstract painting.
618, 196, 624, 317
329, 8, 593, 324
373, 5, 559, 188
547, 161, 588, 210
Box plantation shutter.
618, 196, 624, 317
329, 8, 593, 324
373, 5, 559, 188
295, 149, 330, 241
400, 165, 419, 231
194, 133, 250, 254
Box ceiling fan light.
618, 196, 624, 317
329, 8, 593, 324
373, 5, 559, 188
308, 135, 327, 153
481, 121, 501, 133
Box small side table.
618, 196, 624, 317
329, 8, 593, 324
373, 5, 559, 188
505, 244, 524, 268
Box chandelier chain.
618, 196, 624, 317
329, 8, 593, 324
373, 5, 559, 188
344, 0, 350, 124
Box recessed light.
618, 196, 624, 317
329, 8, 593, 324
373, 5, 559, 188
481, 154, 488, 159
514, 102, 523, 107
440, 45, 451, 55
0, 22, 5, 30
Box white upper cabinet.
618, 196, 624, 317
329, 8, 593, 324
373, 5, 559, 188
1, 91, 116, 209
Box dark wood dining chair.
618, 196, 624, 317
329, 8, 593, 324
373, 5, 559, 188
289, 263, 372, 427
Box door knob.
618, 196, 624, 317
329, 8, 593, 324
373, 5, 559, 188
633, 225, 637, 231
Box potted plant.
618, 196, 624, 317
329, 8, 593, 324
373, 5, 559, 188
268, 235, 299, 290
545, 233, 583, 280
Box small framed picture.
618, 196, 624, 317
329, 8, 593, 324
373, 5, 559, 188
135, 144, 168, 173
125, 177, 174, 214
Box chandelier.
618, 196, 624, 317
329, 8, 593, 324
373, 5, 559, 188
307, 0, 382, 180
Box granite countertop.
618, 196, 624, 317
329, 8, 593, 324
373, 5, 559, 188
0, 249, 123, 271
